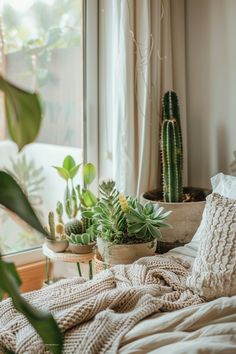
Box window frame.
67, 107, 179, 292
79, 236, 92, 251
2, 0, 99, 266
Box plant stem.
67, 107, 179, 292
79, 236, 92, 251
89, 260, 93, 280
76, 262, 82, 277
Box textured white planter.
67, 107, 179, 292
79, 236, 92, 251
97, 237, 157, 266
141, 189, 208, 244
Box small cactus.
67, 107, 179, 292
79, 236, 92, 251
65, 219, 83, 236
48, 211, 56, 240
161, 91, 183, 203
81, 217, 92, 233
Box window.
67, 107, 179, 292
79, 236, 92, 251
0, 0, 86, 256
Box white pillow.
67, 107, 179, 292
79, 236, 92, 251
187, 193, 236, 300
191, 173, 236, 244
211, 173, 236, 199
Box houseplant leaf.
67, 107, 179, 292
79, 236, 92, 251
83, 163, 96, 185
82, 190, 97, 207
53, 167, 70, 181
69, 164, 81, 179
63, 155, 75, 171
0, 257, 63, 354
0, 75, 42, 151
0, 171, 47, 236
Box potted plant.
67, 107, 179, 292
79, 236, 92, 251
83, 180, 171, 266
141, 91, 210, 252
45, 211, 68, 252
67, 231, 96, 254
52, 155, 97, 253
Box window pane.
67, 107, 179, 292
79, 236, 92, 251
0, 0, 83, 255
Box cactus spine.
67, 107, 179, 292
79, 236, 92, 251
48, 211, 56, 240
161, 91, 183, 202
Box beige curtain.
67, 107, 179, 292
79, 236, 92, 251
99, 0, 187, 196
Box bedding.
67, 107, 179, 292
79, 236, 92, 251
119, 243, 236, 354
0, 255, 203, 354
1, 173, 236, 354
0, 246, 235, 353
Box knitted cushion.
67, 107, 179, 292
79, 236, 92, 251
187, 193, 236, 300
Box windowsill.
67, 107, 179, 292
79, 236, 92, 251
2, 247, 45, 267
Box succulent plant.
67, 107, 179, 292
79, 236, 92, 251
161, 91, 183, 202
68, 232, 95, 245
124, 199, 172, 239
65, 219, 83, 236
48, 211, 56, 240
83, 180, 171, 244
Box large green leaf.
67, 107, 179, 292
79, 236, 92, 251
0, 75, 42, 151
0, 257, 63, 354
0, 171, 47, 236
83, 163, 96, 185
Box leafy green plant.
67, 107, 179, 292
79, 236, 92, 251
53, 156, 97, 220
83, 180, 171, 245
161, 91, 183, 202
0, 76, 63, 353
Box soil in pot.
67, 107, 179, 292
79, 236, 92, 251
69, 242, 96, 254
143, 187, 210, 203
97, 237, 157, 266
45, 239, 69, 253
141, 187, 211, 246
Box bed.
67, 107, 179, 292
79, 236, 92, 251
0, 173, 236, 353
119, 243, 236, 354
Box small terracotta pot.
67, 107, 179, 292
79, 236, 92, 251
97, 237, 157, 266
45, 238, 69, 253
69, 242, 96, 254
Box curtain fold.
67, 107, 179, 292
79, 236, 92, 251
99, 0, 187, 196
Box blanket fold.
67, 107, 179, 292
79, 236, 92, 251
0, 255, 204, 354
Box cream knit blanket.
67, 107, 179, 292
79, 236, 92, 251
0, 255, 204, 354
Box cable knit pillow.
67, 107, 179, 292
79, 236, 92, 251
187, 193, 236, 300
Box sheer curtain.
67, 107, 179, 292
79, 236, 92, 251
99, 0, 187, 196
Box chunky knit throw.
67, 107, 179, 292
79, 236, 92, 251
187, 193, 236, 300
0, 255, 203, 354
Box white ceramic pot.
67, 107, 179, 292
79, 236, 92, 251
141, 188, 209, 244
97, 237, 157, 266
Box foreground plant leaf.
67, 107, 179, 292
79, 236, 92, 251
0, 171, 47, 236
0, 75, 42, 151
0, 257, 63, 354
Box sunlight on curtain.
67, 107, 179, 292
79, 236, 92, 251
99, 0, 187, 196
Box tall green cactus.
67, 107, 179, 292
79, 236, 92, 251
161, 91, 183, 202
